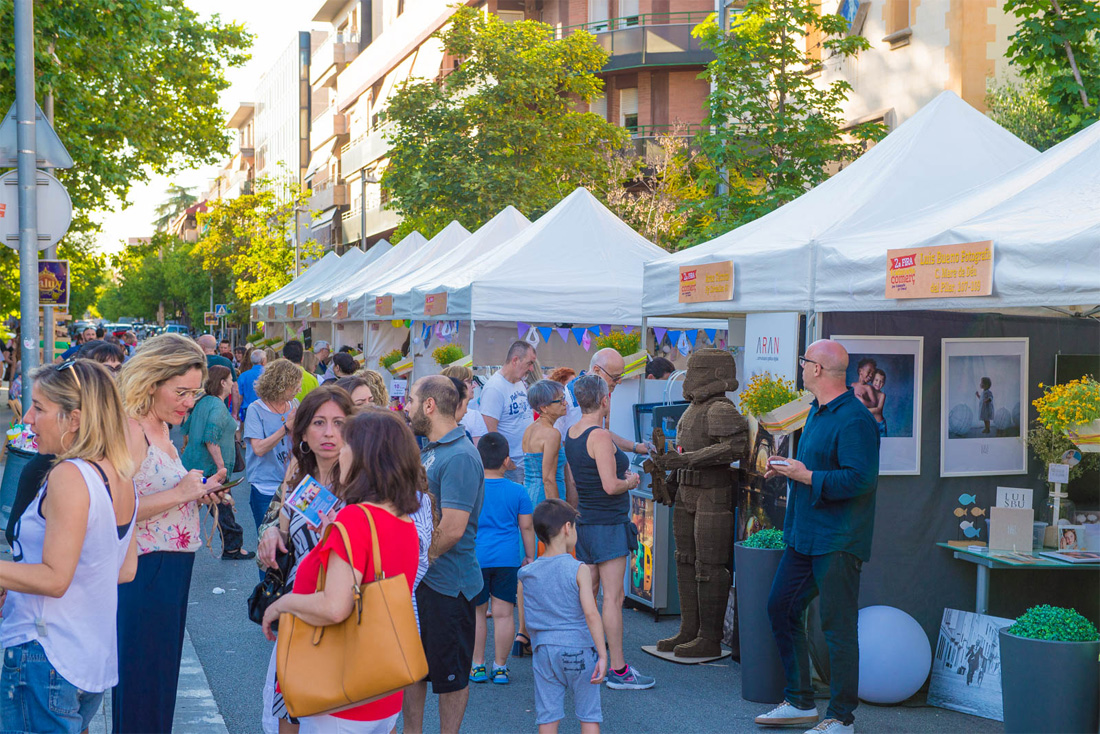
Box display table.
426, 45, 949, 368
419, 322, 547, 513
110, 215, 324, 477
936, 542, 1100, 614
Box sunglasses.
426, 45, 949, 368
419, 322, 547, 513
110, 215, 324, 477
173, 387, 205, 401
56, 358, 81, 390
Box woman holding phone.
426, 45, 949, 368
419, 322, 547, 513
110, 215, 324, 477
113, 334, 227, 733
0, 360, 136, 733
181, 364, 252, 560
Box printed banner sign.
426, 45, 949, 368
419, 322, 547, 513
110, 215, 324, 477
251, 306, 259, 320
424, 291, 448, 317
267, 306, 276, 320
375, 295, 393, 316
204, 311, 218, 326
336, 301, 348, 320
886, 241, 993, 299
285, 304, 294, 319
38, 260, 69, 307
679, 261, 733, 303
310, 301, 321, 319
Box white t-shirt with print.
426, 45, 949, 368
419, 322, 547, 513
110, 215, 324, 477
460, 407, 489, 439
479, 371, 533, 460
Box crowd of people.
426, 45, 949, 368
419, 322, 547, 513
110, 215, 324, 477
0, 326, 879, 734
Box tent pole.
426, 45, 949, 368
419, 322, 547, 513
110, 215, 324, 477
638, 316, 648, 406
469, 320, 476, 367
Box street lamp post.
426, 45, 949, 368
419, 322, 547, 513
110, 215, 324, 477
15, 0, 39, 412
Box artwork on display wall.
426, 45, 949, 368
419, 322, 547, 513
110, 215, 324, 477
833, 335, 923, 475
928, 609, 1013, 721
941, 338, 1029, 477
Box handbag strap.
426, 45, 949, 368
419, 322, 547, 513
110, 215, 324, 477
314, 520, 356, 593
355, 504, 385, 581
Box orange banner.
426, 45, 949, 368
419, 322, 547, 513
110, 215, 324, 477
679, 261, 733, 303
267, 306, 276, 320
310, 302, 321, 319
424, 292, 448, 316
886, 241, 993, 299
336, 301, 348, 320
251, 307, 259, 320
375, 295, 392, 316
285, 304, 294, 319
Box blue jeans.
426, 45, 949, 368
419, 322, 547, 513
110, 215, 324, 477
250, 486, 274, 531
767, 548, 863, 726
0, 640, 104, 734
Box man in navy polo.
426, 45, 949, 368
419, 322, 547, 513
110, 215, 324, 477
755, 339, 880, 734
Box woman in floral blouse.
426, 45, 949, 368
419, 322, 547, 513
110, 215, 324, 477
113, 334, 230, 733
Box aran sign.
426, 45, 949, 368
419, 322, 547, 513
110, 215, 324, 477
678, 261, 733, 303
886, 241, 993, 299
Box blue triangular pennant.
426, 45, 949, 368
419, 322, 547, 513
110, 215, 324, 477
537, 327, 553, 341
572, 327, 587, 343
704, 328, 717, 343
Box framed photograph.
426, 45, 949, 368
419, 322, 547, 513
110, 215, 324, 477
928, 609, 1013, 721
941, 338, 1029, 477
833, 336, 923, 475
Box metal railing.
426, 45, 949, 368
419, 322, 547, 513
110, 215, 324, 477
630, 123, 704, 138
556, 11, 712, 38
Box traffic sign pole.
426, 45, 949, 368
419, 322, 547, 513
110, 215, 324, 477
15, 0, 39, 411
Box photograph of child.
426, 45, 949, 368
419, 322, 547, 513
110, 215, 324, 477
946, 356, 1021, 440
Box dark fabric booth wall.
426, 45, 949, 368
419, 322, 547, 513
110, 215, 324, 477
822, 310, 1100, 641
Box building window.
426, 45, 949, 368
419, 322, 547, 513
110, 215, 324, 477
619, 88, 638, 133
589, 94, 607, 121
498, 10, 524, 23
588, 0, 610, 31
884, 0, 912, 48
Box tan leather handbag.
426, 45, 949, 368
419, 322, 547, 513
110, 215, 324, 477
276, 504, 428, 718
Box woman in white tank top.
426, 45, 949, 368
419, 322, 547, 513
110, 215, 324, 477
0, 359, 137, 734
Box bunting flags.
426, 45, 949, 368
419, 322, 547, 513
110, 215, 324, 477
537, 326, 553, 341
572, 327, 588, 344
518, 322, 531, 339
525, 327, 541, 347
556, 328, 571, 343
654, 327, 668, 344
581, 331, 592, 351
704, 328, 717, 343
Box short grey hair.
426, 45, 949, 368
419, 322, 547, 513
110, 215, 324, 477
574, 374, 608, 414
250, 350, 264, 365
506, 340, 534, 362
527, 379, 565, 411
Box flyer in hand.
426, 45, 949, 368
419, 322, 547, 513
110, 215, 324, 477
286, 475, 339, 527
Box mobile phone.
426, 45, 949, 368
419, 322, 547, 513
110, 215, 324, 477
205, 476, 244, 495
768, 459, 790, 466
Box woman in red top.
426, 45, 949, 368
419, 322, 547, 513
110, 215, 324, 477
262, 407, 425, 734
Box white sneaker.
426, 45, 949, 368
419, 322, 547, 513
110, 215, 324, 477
804, 719, 853, 734
754, 702, 819, 727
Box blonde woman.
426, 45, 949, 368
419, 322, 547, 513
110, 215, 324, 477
354, 367, 390, 407
244, 358, 302, 530
113, 333, 228, 733
0, 360, 136, 733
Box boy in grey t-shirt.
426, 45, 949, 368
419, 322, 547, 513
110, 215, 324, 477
518, 500, 607, 733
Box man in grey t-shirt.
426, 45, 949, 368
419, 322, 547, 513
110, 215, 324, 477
481, 340, 537, 483
404, 375, 484, 734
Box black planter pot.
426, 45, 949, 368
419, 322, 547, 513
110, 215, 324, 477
1000, 629, 1100, 734
734, 542, 786, 704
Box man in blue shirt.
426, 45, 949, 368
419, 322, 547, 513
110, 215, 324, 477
237, 350, 265, 420
755, 339, 879, 734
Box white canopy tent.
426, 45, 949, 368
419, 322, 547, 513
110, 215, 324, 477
289, 247, 370, 319
396, 206, 532, 320
321, 231, 427, 319
641, 91, 1039, 319
252, 251, 344, 319
814, 118, 1100, 314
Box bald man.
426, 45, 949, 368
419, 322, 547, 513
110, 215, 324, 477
555, 348, 651, 456
754, 339, 879, 734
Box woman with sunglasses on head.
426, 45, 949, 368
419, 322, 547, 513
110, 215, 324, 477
113, 333, 227, 733
254, 386, 353, 733
0, 359, 137, 733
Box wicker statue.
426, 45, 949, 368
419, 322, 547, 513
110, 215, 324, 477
644, 348, 749, 658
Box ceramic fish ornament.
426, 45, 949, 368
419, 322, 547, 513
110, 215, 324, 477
970, 507, 986, 517
954, 508, 967, 517
958, 493, 978, 506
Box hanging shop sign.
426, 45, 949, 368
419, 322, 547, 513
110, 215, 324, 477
336, 301, 348, 319
310, 301, 321, 319
678, 261, 733, 303
285, 304, 294, 319
38, 259, 69, 307
375, 295, 392, 316
886, 241, 993, 299
204, 311, 218, 326
267, 306, 276, 320
424, 291, 448, 317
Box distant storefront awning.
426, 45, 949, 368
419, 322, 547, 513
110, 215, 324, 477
311, 207, 338, 246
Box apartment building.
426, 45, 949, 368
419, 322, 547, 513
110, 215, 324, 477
203, 103, 256, 202
328, 0, 715, 247
819, 0, 1020, 130
254, 32, 313, 187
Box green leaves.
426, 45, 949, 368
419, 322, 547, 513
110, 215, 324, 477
382, 7, 626, 238
685, 0, 885, 244
741, 528, 786, 549
1007, 605, 1100, 643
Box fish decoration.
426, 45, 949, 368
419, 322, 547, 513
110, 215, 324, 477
970, 507, 986, 517
958, 493, 978, 506
954, 508, 967, 517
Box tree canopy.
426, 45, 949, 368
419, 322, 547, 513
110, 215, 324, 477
684, 0, 885, 244
382, 7, 628, 238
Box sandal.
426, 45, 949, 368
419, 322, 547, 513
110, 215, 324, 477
511, 632, 532, 658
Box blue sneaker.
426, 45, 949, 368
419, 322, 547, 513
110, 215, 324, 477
491, 666, 510, 685
470, 665, 488, 683
606, 664, 655, 690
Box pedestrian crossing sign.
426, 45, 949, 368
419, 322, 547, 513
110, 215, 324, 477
214, 304, 229, 318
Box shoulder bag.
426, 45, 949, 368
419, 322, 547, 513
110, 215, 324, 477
247, 485, 295, 625
276, 504, 427, 718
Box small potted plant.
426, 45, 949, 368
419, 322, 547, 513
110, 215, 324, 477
379, 348, 404, 373
1000, 605, 1099, 734
432, 344, 464, 367
734, 528, 787, 704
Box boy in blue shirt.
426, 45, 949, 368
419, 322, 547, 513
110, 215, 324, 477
472, 432, 537, 685
520, 499, 608, 733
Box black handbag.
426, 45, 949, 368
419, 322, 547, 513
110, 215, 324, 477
247, 543, 295, 625
233, 438, 246, 474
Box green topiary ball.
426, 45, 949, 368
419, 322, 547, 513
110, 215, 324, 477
1006, 605, 1100, 642
742, 528, 786, 550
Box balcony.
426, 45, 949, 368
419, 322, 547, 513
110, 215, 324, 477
340, 124, 393, 174
310, 107, 349, 150
628, 123, 703, 153
356, 195, 400, 239
310, 182, 349, 211
310, 31, 361, 85
559, 12, 714, 71
342, 209, 361, 244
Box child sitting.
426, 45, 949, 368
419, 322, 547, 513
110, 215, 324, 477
472, 432, 536, 685
519, 499, 608, 734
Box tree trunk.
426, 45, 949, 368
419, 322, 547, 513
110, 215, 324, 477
1050, 0, 1090, 109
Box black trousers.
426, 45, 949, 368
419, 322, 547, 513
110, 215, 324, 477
767, 548, 863, 726
210, 499, 243, 554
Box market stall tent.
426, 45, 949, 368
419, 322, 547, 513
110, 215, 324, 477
814, 118, 1100, 313
321, 231, 427, 319
641, 91, 1039, 319
252, 250, 344, 317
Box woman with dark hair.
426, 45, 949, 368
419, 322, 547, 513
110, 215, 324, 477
78, 339, 126, 373
262, 409, 422, 734
181, 365, 251, 560
255, 385, 354, 732
334, 375, 374, 411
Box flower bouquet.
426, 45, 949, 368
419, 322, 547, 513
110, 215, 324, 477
1034, 377, 1100, 452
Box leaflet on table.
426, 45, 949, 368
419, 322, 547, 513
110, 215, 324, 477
1037, 550, 1100, 564
285, 475, 339, 527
